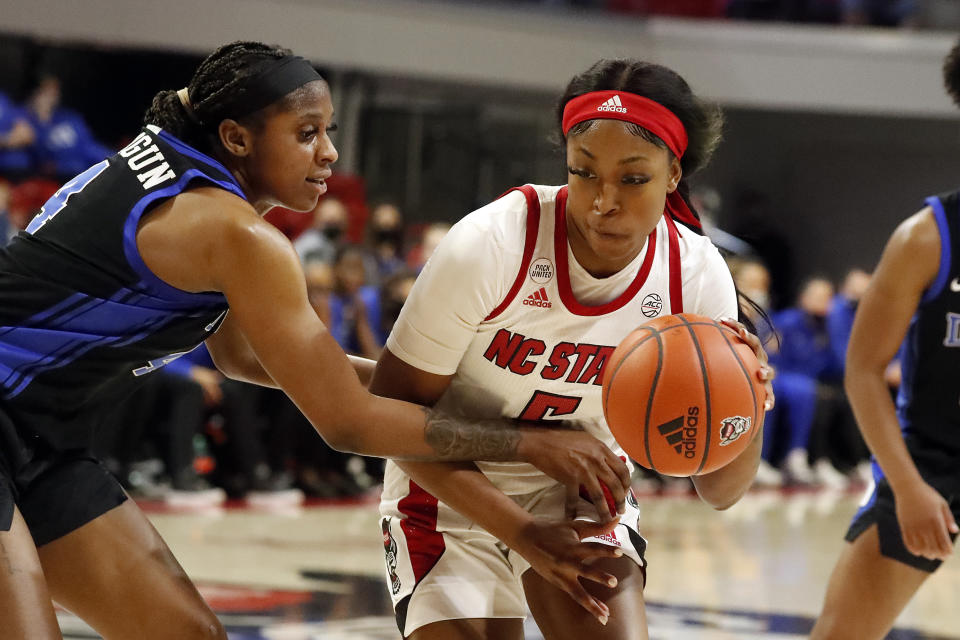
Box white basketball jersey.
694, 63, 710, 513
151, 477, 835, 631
382, 184, 738, 505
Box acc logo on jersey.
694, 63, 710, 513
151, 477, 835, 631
529, 257, 554, 284
718, 416, 751, 446
641, 293, 663, 318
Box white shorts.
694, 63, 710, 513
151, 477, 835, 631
379, 482, 646, 637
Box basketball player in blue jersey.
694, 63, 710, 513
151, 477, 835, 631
0, 42, 631, 639
810, 40, 960, 640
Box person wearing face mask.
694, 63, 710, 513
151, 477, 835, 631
293, 195, 349, 265
366, 201, 407, 285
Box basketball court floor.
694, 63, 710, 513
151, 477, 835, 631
56, 485, 959, 639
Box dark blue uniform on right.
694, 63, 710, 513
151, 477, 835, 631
846, 191, 960, 572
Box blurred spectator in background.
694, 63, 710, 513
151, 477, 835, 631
607, 0, 725, 17
305, 259, 335, 327
826, 267, 892, 484
95, 351, 226, 506
0, 91, 35, 181
380, 268, 418, 341
774, 276, 841, 382
164, 345, 302, 504
294, 196, 349, 264
407, 221, 451, 272
0, 180, 13, 244
841, 0, 918, 25
8, 177, 59, 233
26, 75, 112, 181
692, 184, 755, 256
827, 267, 871, 368
366, 201, 406, 285
774, 276, 867, 487
328, 245, 384, 359
732, 258, 818, 488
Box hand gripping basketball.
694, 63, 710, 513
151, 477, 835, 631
602, 314, 766, 476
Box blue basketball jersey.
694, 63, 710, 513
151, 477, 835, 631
896, 191, 960, 450
0, 125, 241, 447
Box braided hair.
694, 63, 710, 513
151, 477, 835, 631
143, 41, 294, 156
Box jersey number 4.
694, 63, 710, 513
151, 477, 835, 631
26, 160, 110, 234
519, 390, 582, 421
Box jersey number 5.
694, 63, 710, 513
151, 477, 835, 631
26, 160, 110, 234
519, 390, 582, 421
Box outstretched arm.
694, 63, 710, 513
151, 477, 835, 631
135, 188, 573, 461
206, 312, 376, 387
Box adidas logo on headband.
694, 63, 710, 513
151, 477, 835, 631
597, 94, 627, 114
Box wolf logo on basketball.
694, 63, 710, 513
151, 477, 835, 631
718, 416, 751, 446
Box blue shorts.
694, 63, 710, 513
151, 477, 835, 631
846, 436, 959, 573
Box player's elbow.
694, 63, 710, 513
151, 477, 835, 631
316, 419, 362, 454
309, 404, 371, 455
207, 347, 244, 381
697, 484, 747, 511
708, 491, 746, 511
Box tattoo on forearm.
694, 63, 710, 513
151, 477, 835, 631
423, 407, 522, 461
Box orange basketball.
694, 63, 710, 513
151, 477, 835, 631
601, 313, 765, 477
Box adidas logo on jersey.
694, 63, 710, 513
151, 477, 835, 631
597, 94, 627, 113
523, 287, 552, 308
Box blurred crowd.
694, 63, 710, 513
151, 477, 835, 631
457, 0, 929, 28
1, 72, 888, 509
730, 261, 886, 491
0, 76, 453, 507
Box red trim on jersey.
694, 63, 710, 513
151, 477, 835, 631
665, 213, 683, 313
484, 185, 541, 322
555, 186, 658, 317
397, 481, 446, 584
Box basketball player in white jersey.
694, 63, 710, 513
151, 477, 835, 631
370, 59, 774, 640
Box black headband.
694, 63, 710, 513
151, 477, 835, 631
205, 55, 323, 123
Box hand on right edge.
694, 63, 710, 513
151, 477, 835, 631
894, 480, 959, 561
508, 517, 623, 625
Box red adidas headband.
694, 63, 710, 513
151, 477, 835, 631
562, 90, 701, 231
561, 90, 688, 158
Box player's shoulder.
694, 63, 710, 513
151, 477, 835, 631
891, 205, 940, 257
673, 219, 717, 253
448, 184, 560, 254
166, 186, 283, 250
671, 219, 725, 276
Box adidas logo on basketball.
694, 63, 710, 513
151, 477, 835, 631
597, 94, 627, 113
656, 406, 699, 459
523, 287, 552, 308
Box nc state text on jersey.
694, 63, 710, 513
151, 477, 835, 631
482, 328, 614, 385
